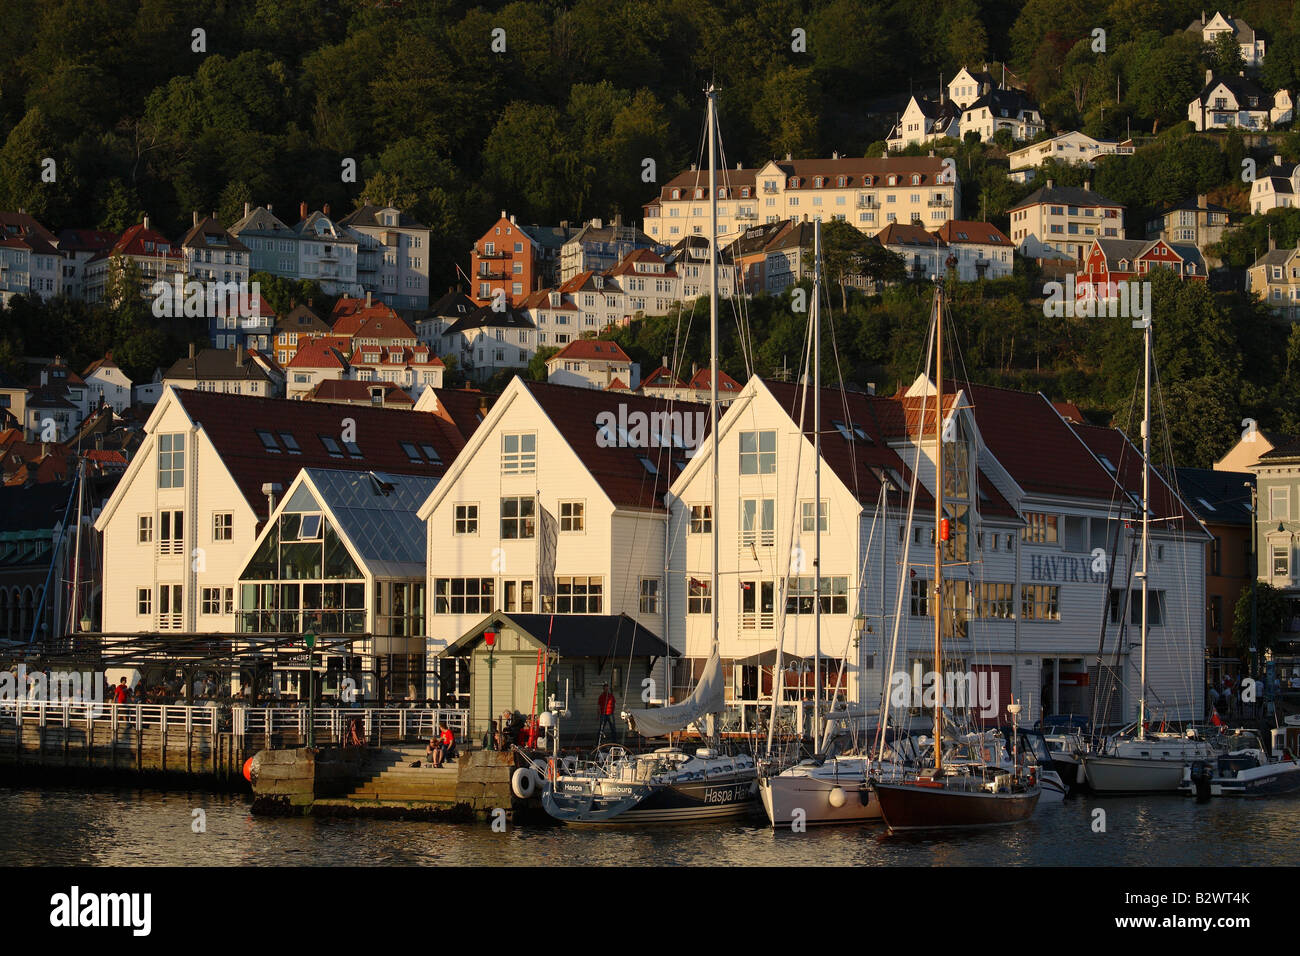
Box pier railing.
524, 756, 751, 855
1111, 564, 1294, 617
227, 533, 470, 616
231, 705, 470, 745
0, 701, 221, 731
0, 701, 470, 747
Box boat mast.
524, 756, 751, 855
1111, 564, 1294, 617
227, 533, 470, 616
1138, 314, 1150, 740
707, 86, 721, 743
933, 287, 944, 772
69, 456, 85, 643
813, 219, 821, 748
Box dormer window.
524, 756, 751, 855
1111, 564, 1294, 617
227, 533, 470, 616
911, 174, 921, 185
814, 176, 824, 188
788, 177, 799, 188
672, 189, 681, 199
836, 176, 846, 187
695, 188, 704, 199
888, 175, 898, 186
741, 187, 751, 197
864, 175, 874, 186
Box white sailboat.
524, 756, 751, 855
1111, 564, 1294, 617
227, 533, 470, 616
538, 86, 757, 825
1082, 310, 1214, 794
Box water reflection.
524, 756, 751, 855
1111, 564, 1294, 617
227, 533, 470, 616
0, 786, 1296, 866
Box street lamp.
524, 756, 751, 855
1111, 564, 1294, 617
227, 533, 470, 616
485, 630, 496, 749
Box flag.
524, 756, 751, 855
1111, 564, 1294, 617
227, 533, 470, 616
537, 497, 559, 606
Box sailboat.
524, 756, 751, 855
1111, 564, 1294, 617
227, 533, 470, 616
1081, 311, 1215, 794
538, 86, 757, 825
870, 285, 1041, 830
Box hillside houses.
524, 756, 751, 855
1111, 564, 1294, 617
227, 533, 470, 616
1008, 181, 1124, 262
1186, 11, 1266, 68
1007, 132, 1134, 184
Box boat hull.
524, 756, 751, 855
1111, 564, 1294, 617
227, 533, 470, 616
1082, 755, 1186, 794
1184, 760, 1300, 797
546, 772, 757, 825
759, 771, 881, 826
872, 779, 1040, 830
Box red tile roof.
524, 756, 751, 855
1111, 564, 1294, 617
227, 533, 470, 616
641, 366, 688, 389
331, 298, 402, 336
687, 368, 743, 393
169, 390, 467, 516
287, 340, 350, 370
308, 379, 415, 405
607, 378, 629, 390
96, 222, 182, 262
933, 220, 1014, 246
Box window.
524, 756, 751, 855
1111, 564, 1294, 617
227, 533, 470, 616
639, 578, 660, 614
687, 577, 712, 613
740, 497, 775, 547
560, 500, 584, 532
501, 496, 536, 538
1273, 545, 1290, 578
319, 435, 344, 458
786, 576, 849, 615
158, 433, 185, 488
1020, 585, 1061, 621
158, 584, 182, 629
212, 512, 233, 541
137, 588, 152, 615
1021, 512, 1058, 544
159, 510, 184, 555
801, 500, 827, 533
557, 576, 602, 613
1271, 487, 1289, 521
1210, 595, 1223, 634
504, 579, 535, 612
975, 582, 1015, 619
202, 587, 234, 615
137, 515, 153, 544
502, 433, 536, 474
454, 504, 478, 535
740, 579, 776, 628
257, 429, 281, 452
910, 579, 930, 617
433, 578, 495, 614
739, 430, 776, 474
689, 505, 712, 533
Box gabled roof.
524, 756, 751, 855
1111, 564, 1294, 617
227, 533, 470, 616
641, 366, 688, 390
179, 216, 250, 253
164, 348, 273, 383
82, 352, 123, 379
1192, 73, 1269, 107
287, 340, 350, 370
1252, 247, 1299, 268
55, 228, 116, 254
353, 313, 417, 342
444, 612, 674, 660
549, 339, 632, 364
1009, 184, 1121, 212
292, 210, 356, 243
607, 247, 673, 277
444, 304, 536, 334
0, 211, 56, 244
229, 205, 293, 235
521, 380, 706, 511
962, 87, 1041, 118
934, 220, 1013, 246
877, 222, 946, 249
1071, 422, 1201, 528
95, 222, 182, 263
337, 204, 428, 231
276, 303, 330, 335
301, 468, 438, 579
687, 368, 743, 393
163, 389, 465, 517
1171, 467, 1253, 527
332, 299, 403, 337
427, 290, 477, 319
726, 221, 790, 257
607, 377, 629, 391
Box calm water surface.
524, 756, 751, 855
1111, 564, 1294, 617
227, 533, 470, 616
1, 784, 1297, 866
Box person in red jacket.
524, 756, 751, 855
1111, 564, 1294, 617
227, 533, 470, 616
597, 683, 616, 744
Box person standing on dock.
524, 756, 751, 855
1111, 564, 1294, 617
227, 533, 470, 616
597, 683, 617, 744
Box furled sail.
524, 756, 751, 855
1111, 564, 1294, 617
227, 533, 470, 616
623, 650, 724, 738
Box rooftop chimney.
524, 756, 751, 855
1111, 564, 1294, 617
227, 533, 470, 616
785, 153, 792, 161
192, 211, 199, 227
501, 210, 507, 219
143, 215, 151, 231
1045, 179, 1054, 189
510, 214, 516, 225
300, 201, 308, 220
1083, 180, 1091, 191
1207, 69, 1214, 84
244, 201, 251, 218
188, 343, 195, 360
323, 203, 330, 216
365, 291, 372, 307
1276, 154, 1284, 167
1197, 193, 1208, 209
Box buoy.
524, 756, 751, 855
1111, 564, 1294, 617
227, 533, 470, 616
242, 757, 254, 783
511, 766, 538, 799
828, 786, 846, 808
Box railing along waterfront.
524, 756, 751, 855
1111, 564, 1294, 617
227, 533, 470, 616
0, 700, 221, 731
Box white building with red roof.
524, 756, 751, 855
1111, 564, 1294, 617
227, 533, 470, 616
545, 339, 639, 390
0, 212, 64, 303
285, 339, 353, 400
83, 217, 186, 305
82, 352, 133, 415
932, 220, 1015, 280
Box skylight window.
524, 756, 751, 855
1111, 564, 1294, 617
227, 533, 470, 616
257, 430, 281, 452
319, 435, 344, 458
401, 441, 422, 462
832, 420, 854, 441
1197, 497, 1217, 512
420, 443, 442, 464
1098, 455, 1117, 475
343, 439, 362, 457
279, 432, 301, 454
638, 455, 658, 475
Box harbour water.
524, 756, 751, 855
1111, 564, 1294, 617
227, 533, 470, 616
2, 784, 1297, 866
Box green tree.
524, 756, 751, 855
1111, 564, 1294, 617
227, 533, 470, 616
1233, 581, 1288, 663
1211, 31, 1246, 77
528, 346, 560, 381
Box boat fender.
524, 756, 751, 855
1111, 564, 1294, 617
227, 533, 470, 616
512, 766, 538, 799
547, 758, 556, 783
828, 786, 847, 808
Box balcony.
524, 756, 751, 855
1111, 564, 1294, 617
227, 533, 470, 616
927, 199, 953, 208
736, 210, 757, 221
857, 197, 879, 209
478, 250, 510, 259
